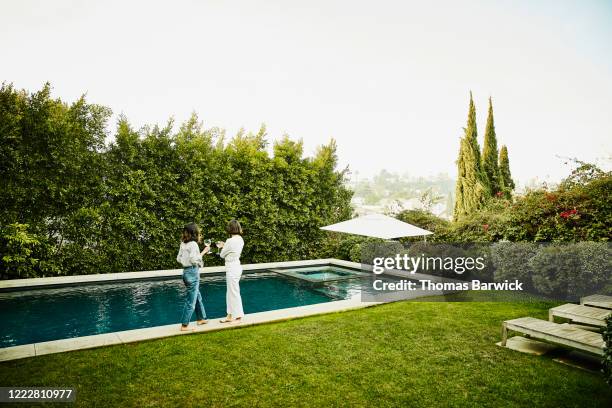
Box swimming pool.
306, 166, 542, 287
0, 268, 369, 348
272, 265, 370, 283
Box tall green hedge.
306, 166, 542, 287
0, 83, 353, 278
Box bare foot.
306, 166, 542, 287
180, 325, 194, 332
197, 319, 208, 325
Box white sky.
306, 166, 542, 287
2, 0, 611, 186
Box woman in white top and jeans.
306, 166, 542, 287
176, 223, 210, 331
216, 219, 245, 323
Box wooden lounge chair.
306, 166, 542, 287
501, 317, 604, 356
580, 294, 612, 310
549, 303, 611, 328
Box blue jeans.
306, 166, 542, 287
180, 266, 206, 325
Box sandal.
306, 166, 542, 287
197, 319, 208, 325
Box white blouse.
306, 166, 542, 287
176, 241, 203, 267
220, 235, 244, 264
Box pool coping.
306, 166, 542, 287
270, 265, 371, 283
0, 258, 462, 291
0, 259, 460, 362
0, 297, 379, 363
0, 259, 365, 291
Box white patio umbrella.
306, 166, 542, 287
320, 213, 433, 240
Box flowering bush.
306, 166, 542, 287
559, 209, 578, 219
427, 166, 611, 243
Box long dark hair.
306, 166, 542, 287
182, 223, 201, 243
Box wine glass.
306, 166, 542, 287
203, 239, 212, 255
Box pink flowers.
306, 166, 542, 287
559, 209, 578, 219
495, 191, 504, 198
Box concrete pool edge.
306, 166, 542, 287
0, 258, 461, 291
0, 297, 380, 363
0, 258, 363, 291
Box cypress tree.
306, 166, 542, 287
445, 193, 454, 219
453, 92, 487, 220
499, 145, 515, 196
482, 97, 501, 195
465, 92, 482, 166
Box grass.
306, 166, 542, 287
1, 296, 611, 407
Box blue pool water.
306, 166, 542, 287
0, 271, 365, 348
272, 266, 369, 283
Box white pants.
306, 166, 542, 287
225, 263, 244, 318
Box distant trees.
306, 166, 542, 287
351, 171, 454, 210
0, 83, 353, 279
418, 188, 444, 213
454, 93, 514, 220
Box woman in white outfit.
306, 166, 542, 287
216, 219, 245, 323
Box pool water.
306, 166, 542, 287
272, 266, 369, 283
0, 271, 367, 348
301, 271, 349, 281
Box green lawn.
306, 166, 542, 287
1, 297, 610, 407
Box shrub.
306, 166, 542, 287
360, 241, 404, 265
407, 242, 468, 277
396, 209, 451, 242
445, 198, 513, 242
490, 242, 539, 290
403, 242, 492, 280
571, 242, 611, 296
604, 315, 612, 386
529, 243, 611, 300
319, 234, 380, 262
529, 245, 578, 299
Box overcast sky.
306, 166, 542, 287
2, 0, 611, 186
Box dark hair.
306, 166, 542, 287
227, 219, 243, 235
182, 223, 201, 243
